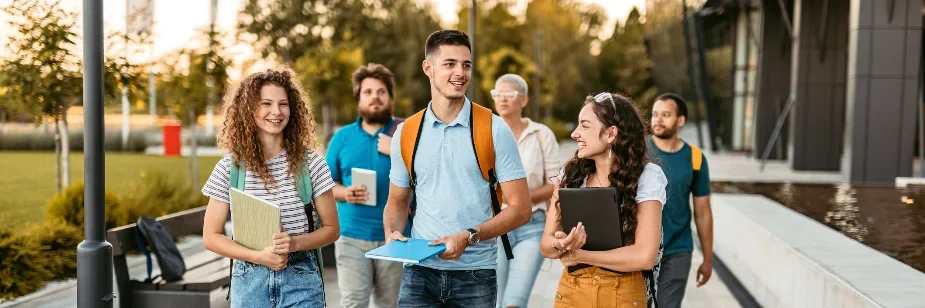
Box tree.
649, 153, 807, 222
0, 0, 138, 192
0, 75, 24, 131
155, 28, 230, 188
456, 0, 526, 107
599, 7, 658, 111
237, 0, 378, 63
521, 0, 606, 121
357, 0, 441, 114
292, 41, 364, 141
1, 0, 83, 193
237, 0, 442, 124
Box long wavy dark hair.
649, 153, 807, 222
218, 67, 318, 190
556, 93, 651, 245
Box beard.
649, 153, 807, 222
653, 125, 680, 139
359, 105, 393, 125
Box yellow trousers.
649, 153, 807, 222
553, 267, 647, 308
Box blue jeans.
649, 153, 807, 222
397, 264, 497, 308
230, 250, 325, 308
496, 210, 546, 308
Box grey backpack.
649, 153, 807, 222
135, 216, 186, 282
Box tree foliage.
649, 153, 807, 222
155, 28, 231, 125
232, 0, 659, 134
0, 0, 82, 122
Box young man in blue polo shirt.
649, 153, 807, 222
326, 63, 404, 308
648, 93, 714, 308
383, 30, 532, 308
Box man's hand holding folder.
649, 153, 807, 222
386, 230, 408, 244
429, 231, 470, 261
387, 230, 470, 261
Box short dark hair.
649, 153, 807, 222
352, 63, 395, 101
424, 30, 471, 60
656, 93, 688, 118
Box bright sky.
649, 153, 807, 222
0, 0, 646, 80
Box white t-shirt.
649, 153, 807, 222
202, 150, 335, 236
557, 162, 668, 207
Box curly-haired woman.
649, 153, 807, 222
541, 92, 667, 308
201, 68, 339, 308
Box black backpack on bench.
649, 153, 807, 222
135, 216, 187, 282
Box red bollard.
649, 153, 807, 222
163, 121, 181, 157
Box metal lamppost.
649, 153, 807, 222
467, 0, 476, 100
77, 0, 114, 307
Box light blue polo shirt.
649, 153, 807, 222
326, 117, 400, 241
389, 98, 526, 270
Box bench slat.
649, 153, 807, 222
128, 248, 223, 281
156, 258, 230, 291
128, 252, 227, 291
184, 269, 233, 291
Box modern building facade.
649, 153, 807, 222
645, 0, 923, 184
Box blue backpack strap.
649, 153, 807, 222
134, 228, 154, 282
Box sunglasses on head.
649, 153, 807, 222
593, 92, 617, 110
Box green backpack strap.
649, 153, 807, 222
229, 160, 245, 190
226, 159, 245, 300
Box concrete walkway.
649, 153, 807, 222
526, 245, 740, 308
1, 235, 740, 308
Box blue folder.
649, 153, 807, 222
364, 239, 446, 264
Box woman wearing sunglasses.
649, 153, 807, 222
541, 92, 666, 308
490, 74, 561, 308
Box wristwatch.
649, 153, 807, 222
466, 228, 480, 246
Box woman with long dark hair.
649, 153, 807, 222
540, 92, 667, 308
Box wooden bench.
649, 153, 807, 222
107, 207, 230, 308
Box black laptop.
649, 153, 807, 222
558, 187, 624, 252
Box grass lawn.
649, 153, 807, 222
0, 151, 221, 228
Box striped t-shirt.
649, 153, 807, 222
202, 150, 335, 236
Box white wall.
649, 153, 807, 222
712, 194, 925, 308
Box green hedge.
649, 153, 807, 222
0, 219, 82, 301
0, 172, 208, 300
0, 130, 148, 152
46, 182, 126, 229
0, 130, 218, 152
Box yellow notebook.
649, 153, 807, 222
230, 188, 281, 251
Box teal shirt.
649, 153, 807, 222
647, 137, 711, 256
325, 117, 400, 241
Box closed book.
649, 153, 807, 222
365, 239, 446, 264
230, 188, 281, 251
351, 168, 377, 206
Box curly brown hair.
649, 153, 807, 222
556, 93, 651, 245
218, 67, 318, 190
351, 62, 395, 101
